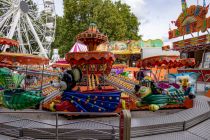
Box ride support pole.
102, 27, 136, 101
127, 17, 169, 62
120, 110, 131, 140
24, 65, 28, 90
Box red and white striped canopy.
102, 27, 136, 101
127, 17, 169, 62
70, 42, 87, 52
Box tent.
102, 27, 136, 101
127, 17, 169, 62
70, 42, 87, 52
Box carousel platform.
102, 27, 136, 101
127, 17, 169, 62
0, 96, 210, 140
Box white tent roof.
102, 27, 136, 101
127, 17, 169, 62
70, 42, 87, 52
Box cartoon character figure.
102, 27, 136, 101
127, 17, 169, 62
134, 73, 198, 111
135, 86, 169, 111
177, 76, 190, 90
169, 72, 200, 99
0, 68, 44, 110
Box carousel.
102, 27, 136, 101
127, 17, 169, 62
0, 38, 51, 109
136, 55, 195, 81
50, 24, 122, 113
0, 37, 19, 67
134, 55, 198, 111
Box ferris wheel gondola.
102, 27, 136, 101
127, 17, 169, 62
0, 0, 56, 58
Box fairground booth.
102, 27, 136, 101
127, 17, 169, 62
97, 39, 163, 67
169, 0, 210, 82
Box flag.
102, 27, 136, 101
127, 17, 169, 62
181, 0, 188, 16
203, 0, 206, 7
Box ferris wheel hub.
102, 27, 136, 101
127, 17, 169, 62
20, 1, 29, 13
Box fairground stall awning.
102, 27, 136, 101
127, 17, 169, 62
173, 34, 210, 52
137, 55, 195, 69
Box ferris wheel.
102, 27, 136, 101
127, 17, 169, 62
0, 0, 56, 58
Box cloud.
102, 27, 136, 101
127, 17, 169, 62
112, 0, 150, 37
140, 16, 150, 25
112, 0, 146, 19
55, 0, 210, 42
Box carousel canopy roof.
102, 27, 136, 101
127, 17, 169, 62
66, 51, 115, 64
0, 53, 49, 65
65, 51, 115, 74
76, 24, 108, 51
137, 55, 195, 69
0, 38, 19, 47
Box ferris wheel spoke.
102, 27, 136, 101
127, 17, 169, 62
28, 11, 46, 25
0, 0, 55, 56
26, 14, 48, 58
6, 10, 21, 39
0, 7, 10, 11
28, 13, 46, 39
0, 9, 15, 29
17, 22, 27, 53
0, 16, 11, 33
28, 12, 45, 27
20, 18, 33, 54
0, 0, 12, 6
3, 10, 21, 51
28, 10, 38, 17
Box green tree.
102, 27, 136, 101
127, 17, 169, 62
115, 1, 140, 40
52, 0, 141, 57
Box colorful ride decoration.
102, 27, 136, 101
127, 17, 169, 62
137, 55, 196, 69
0, 53, 49, 66
97, 39, 163, 54
50, 68, 121, 112
179, 69, 210, 82
49, 24, 122, 113
134, 72, 199, 111
162, 45, 170, 51
52, 60, 71, 69
168, 72, 200, 95
0, 38, 19, 67
66, 51, 115, 75
76, 23, 108, 51
97, 39, 163, 67
67, 23, 115, 76
56, 90, 121, 112
0, 38, 19, 47
111, 64, 128, 75
0, 68, 44, 110
136, 55, 196, 81
0, 52, 49, 110
173, 34, 210, 52
169, 1, 210, 83
169, 3, 210, 39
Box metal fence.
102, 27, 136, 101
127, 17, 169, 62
0, 111, 131, 140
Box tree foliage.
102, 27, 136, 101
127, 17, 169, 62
52, 0, 141, 57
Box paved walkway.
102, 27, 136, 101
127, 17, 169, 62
0, 135, 14, 140
0, 82, 209, 140
131, 94, 210, 140
132, 119, 210, 140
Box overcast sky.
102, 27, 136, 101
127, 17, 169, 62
54, 0, 210, 43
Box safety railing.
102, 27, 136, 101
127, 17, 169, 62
0, 110, 131, 140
